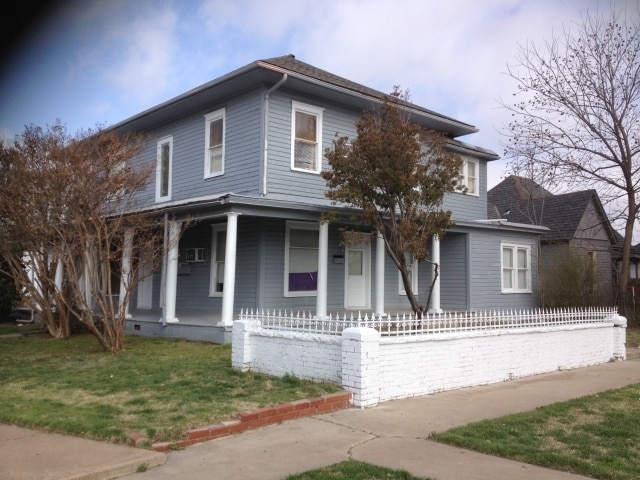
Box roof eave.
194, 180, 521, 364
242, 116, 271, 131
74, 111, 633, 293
108, 60, 265, 132
110, 58, 479, 138
256, 61, 479, 137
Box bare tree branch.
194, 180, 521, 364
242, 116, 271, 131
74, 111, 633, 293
500, 5, 640, 304
0, 121, 167, 351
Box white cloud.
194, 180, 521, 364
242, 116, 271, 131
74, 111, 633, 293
102, 4, 178, 102
188, 0, 631, 188
269, 0, 610, 186
2, 0, 633, 185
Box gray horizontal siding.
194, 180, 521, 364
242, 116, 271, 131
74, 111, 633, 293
139, 214, 542, 317
261, 219, 322, 311
442, 160, 488, 222
166, 217, 260, 311
175, 221, 218, 310
234, 218, 260, 307
469, 229, 539, 310
260, 220, 354, 311
383, 253, 432, 311
327, 226, 346, 308
265, 91, 357, 204
130, 90, 264, 207
441, 232, 468, 310
130, 86, 493, 227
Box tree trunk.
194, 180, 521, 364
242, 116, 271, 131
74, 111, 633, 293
619, 201, 637, 312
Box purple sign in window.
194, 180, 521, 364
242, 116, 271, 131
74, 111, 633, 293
289, 272, 317, 291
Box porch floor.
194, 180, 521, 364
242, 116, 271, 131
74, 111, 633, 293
128, 309, 224, 326
125, 308, 416, 344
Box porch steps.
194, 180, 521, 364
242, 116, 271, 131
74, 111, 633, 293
142, 391, 352, 451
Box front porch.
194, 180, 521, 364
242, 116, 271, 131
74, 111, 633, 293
139, 216, 445, 343
126, 309, 231, 344
125, 308, 402, 344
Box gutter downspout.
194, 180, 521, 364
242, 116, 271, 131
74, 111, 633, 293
262, 74, 288, 196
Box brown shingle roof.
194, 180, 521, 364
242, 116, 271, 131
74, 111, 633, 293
488, 175, 614, 243
260, 54, 477, 132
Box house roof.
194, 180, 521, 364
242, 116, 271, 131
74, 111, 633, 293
111, 54, 492, 148
259, 55, 481, 136
488, 175, 617, 244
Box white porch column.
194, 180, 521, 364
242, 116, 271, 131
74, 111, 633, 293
83, 244, 93, 305
220, 212, 239, 327
164, 220, 181, 324
375, 232, 385, 315
430, 234, 442, 313
119, 229, 133, 319
316, 221, 329, 319
54, 257, 63, 293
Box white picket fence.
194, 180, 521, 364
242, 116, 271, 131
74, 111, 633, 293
233, 307, 627, 407
238, 306, 619, 336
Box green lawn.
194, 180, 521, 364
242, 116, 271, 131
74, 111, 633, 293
626, 326, 640, 348
2, 325, 640, 480
0, 330, 340, 445
285, 460, 431, 480
431, 382, 640, 480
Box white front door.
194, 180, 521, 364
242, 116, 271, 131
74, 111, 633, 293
137, 251, 153, 309
345, 237, 371, 309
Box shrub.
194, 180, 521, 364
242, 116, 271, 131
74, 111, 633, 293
539, 245, 610, 308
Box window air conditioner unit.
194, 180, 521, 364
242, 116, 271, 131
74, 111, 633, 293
185, 248, 205, 263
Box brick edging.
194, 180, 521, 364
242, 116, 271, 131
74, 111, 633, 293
140, 391, 352, 452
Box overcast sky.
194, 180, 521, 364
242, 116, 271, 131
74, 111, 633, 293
0, 0, 634, 189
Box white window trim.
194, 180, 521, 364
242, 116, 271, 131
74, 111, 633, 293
457, 156, 479, 196
398, 254, 419, 295
204, 108, 225, 179
155, 136, 173, 202
284, 220, 319, 297
290, 101, 323, 174
209, 224, 226, 297
501, 243, 532, 294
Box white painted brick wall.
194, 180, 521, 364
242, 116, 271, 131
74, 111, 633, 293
232, 318, 627, 407
341, 327, 381, 407
376, 324, 618, 403
236, 327, 342, 383
231, 319, 258, 371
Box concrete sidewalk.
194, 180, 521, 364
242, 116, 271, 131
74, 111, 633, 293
0, 425, 165, 480
3, 356, 640, 480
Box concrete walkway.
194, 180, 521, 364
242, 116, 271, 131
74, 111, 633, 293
3, 355, 640, 480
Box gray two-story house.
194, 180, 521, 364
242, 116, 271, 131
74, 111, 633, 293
114, 54, 545, 343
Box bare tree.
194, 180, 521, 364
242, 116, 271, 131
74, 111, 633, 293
323, 88, 462, 316
501, 5, 640, 305
0, 121, 166, 351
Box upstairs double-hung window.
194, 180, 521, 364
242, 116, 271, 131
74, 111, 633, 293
291, 101, 323, 173
156, 136, 173, 202
458, 157, 478, 195
204, 109, 225, 178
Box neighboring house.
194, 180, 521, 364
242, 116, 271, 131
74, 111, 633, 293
113, 55, 545, 343
612, 232, 640, 300
488, 175, 617, 303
